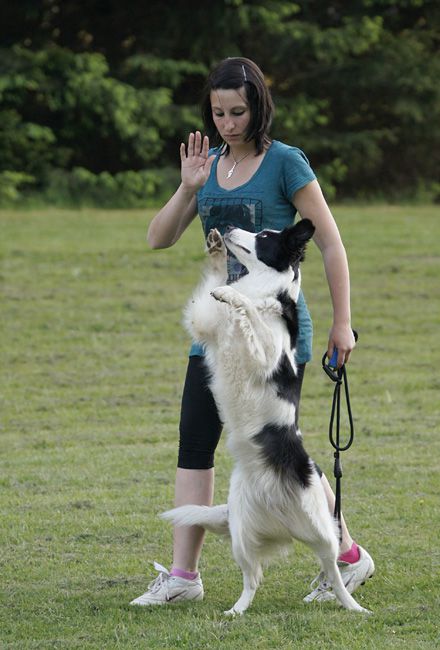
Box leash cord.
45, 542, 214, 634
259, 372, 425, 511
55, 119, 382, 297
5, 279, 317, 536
322, 351, 356, 542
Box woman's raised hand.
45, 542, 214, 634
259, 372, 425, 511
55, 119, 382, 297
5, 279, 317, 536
180, 131, 215, 192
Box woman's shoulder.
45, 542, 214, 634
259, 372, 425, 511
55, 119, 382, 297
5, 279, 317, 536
270, 140, 311, 164
268, 140, 316, 194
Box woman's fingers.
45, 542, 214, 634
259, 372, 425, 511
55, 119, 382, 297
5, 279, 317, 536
194, 131, 201, 156
201, 134, 210, 158
187, 131, 195, 157
181, 132, 210, 164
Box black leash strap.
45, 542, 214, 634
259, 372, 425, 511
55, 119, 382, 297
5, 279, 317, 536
322, 331, 358, 542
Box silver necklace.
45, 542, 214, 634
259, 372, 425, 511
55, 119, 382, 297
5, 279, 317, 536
226, 151, 252, 178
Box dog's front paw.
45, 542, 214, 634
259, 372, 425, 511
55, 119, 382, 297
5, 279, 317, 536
255, 297, 283, 315
211, 286, 244, 309
206, 228, 226, 257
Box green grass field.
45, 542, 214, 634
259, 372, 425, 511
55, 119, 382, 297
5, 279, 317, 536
1, 205, 439, 649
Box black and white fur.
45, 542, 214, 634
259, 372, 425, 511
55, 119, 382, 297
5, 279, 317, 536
162, 220, 369, 615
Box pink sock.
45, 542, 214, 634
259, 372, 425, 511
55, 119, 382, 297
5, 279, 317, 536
338, 541, 360, 564
170, 567, 199, 580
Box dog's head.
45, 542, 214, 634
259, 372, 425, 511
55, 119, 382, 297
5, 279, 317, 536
223, 219, 315, 277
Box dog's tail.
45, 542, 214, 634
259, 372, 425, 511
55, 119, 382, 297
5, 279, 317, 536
160, 504, 230, 536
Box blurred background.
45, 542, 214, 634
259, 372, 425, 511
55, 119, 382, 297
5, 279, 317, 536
0, 0, 439, 208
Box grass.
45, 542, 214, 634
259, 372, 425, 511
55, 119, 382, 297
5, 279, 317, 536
1, 205, 439, 649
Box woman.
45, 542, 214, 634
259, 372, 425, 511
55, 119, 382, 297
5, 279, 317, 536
130, 57, 374, 606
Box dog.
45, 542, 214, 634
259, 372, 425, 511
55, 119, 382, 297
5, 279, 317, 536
161, 220, 370, 615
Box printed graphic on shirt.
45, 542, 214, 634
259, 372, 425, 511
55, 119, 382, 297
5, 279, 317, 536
199, 197, 263, 283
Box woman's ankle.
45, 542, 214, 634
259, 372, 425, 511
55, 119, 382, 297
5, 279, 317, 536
170, 567, 199, 580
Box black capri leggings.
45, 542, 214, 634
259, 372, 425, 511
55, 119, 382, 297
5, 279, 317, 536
177, 355, 307, 470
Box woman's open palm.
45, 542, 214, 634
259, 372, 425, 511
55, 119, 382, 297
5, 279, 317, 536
180, 131, 215, 191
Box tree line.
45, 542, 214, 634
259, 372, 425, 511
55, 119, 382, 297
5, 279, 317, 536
0, 0, 439, 206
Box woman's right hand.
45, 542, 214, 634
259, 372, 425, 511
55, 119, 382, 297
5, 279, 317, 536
180, 131, 216, 192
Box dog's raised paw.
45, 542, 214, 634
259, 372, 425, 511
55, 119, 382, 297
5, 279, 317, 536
211, 286, 246, 309
206, 229, 226, 256
211, 286, 233, 304
255, 297, 283, 314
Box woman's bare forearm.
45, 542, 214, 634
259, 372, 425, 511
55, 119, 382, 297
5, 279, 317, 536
294, 180, 355, 365
147, 184, 197, 249
321, 240, 351, 325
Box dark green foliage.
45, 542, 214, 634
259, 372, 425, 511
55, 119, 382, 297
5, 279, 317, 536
238, 1, 440, 198
0, 46, 178, 173
0, 0, 439, 205
42, 166, 181, 208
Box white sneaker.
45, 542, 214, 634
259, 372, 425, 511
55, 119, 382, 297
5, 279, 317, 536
303, 545, 375, 603
129, 562, 204, 606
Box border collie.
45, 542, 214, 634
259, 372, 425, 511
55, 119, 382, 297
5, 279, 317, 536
162, 221, 369, 615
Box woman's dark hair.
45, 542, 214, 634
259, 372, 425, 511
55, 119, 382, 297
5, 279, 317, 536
201, 57, 274, 155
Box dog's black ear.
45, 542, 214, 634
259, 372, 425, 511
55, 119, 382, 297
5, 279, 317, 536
282, 219, 315, 253
291, 218, 315, 244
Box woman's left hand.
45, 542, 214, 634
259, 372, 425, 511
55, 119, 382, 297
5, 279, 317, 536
327, 324, 356, 368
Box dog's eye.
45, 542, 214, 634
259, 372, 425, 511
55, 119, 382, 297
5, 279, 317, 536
259, 233, 268, 238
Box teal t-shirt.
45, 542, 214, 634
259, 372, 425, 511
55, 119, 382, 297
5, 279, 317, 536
189, 140, 316, 364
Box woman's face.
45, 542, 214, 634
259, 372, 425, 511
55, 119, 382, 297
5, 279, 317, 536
210, 88, 251, 146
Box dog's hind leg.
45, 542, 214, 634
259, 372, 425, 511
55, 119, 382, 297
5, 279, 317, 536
223, 496, 263, 616
224, 550, 263, 617
297, 484, 371, 613
312, 545, 371, 614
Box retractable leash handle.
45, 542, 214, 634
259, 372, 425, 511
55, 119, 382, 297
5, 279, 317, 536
322, 330, 358, 541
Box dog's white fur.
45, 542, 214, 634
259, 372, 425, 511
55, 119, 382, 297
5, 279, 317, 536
162, 225, 369, 615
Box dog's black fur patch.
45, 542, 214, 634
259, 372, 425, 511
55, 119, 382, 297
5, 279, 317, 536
270, 352, 299, 406
253, 423, 313, 488
277, 289, 299, 351
268, 290, 300, 406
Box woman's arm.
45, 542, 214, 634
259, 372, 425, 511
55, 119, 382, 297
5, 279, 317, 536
147, 185, 198, 249
293, 179, 356, 367
147, 132, 216, 249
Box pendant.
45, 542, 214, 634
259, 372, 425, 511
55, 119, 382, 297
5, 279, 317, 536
226, 162, 237, 179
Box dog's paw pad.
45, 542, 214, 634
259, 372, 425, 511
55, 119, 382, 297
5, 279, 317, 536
206, 229, 225, 255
